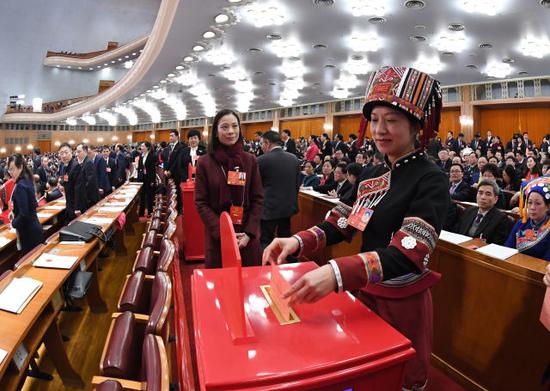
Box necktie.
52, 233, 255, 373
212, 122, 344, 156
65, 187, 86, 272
468, 213, 484, 237
450, 183, 458, 194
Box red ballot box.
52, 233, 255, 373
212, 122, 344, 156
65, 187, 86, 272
192, 262, 415, 391
181, 179, 205, 261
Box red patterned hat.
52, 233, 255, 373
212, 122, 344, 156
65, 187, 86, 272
360, 66, 442, 148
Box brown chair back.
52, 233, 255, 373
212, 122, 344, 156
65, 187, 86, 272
146, 271, 172, 336
141, 334, 170, 391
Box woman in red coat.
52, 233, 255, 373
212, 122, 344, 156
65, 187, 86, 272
195, 109, 264, 268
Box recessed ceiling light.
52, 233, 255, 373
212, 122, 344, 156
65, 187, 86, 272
269, 82, 277, 86
96, 65, 101, 68
415, 25, 426, 30
183, 56, 195, 62
324, 64, 336, 68
228, 0, 243, 3
193, 45, 205, 52
132, 52, 137, 56
255, 71, 264, 75
266, 33, 282, 40
203, 31, 216, 39
479, 42, 493, 49
404, 0, 426, 9
89, 67, 94, 70
542, 0, 550, 8
466, 64, 478, 69
502, 58, 515, 64
313, 0, 335, 5
442, 51, 455, 56
368, 16, 387, 24
125, 55, 129, 59
448, 23, 465, 31
313, 43, 327, 49
104, 63, 108, 66
176, 65, 184, 70
111, 60, 116, 63
167, 73, 176, 78
208, 73, 216, 77
248, 47, 262, 52
518, 71, 529, 75
56, 65, 60, 68
409, 35, 427, 42
214, 13, 230, 23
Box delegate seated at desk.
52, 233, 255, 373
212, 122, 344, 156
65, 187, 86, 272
452, 179, 513, 245
504, 176, 550, 261
313, 162, 352, 198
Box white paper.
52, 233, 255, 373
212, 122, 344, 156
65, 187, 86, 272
85, 217, 112, 225
476, 243, 519, 260
36, 213, 53, 218
9, 228, 15, 234
105, 202, 127, 207
0, 277, 42, 314
0, 348, 7, 365
33, 253, 79, 269
98, 206, 125, 213
438, 230, 473, 244
58, 241, 86, 246
0, 236, 11, 248
43, 205, 65, 210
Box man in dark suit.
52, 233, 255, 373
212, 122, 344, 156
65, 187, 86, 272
347, 133, 359, 162
452, 179, 513, 244
281, 129, 297, 156
36, 156, 49, 186
57, 143, 77, 220
164, 129, 185, 213
72, 144, 99, 215
114, 144, 128, 188
137, 141, 157, 216
257, 131, 301, 249
320, 133, 333, 158
89, 147, 110, 198
102, 146, 116, 192
31, 147, 42, 174
469, 132, 487, 156
333, 133, 349, 156
436, 149, 452, 172
313, 162, 352, 197
449, 163, 472, 201
45, 177, 63, 202
180, 129, 207, 182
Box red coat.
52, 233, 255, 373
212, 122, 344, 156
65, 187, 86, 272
195, 152, 264, 268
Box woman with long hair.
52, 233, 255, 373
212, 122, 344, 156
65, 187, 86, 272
8, 154, 44, 253
195, 109, 264, 268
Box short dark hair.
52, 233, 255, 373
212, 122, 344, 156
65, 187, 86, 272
336, 162, 348, 174
187, 129, 201, 139
335, 133, 344, 141
282, 129, 291, 137
346, 163, 363, 177
478, 179, 499, 196
208, 109, 242, 155
77, 143, 89, 152
261, 130, 281, 145
481, 163, 500, 178
322, 133, 329, 139
349, 134, 357, 140
58, 142, 71, 151
170, 129, 179, 138
141, 141, 152, 151
450, 163, 464, 173
8, 154, 33, 183
47, 176, 58, 187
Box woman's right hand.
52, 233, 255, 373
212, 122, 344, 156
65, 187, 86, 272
544, 264, 550, 287
262, 237, 300, 265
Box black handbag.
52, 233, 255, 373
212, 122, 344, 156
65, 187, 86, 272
59, 221, 104, 243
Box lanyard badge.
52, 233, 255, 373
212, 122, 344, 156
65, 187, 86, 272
347, 197, 374, 231
229, 205, 244, 225
227, 170, 246, 186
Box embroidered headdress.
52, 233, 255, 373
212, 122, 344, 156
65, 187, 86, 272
519, 175, 550, 223
358, 66, 442, 149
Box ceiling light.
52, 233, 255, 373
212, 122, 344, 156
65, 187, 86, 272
334, 72, 359, 89
479, 42, 493, 49
248, 47, 262, 53
14, 146, 22, 152
167, 73, 176, 78
348, 32, 381, 52
330, 88, 350, 99
124, 60, 134, 69
111, 136, 119, 141
409, 35, 427, 42
431, 30, 468, 53
111, 60, 115, 64
266, 33, 282, 40
461, 0, 505, 16
228, 0, 243, 3
133, 99, 161, 123
183, 56, 196, 63
163, 96, 187, 120
174, 71, 198, 86
203, 31, 216, 39
150, 88, 168, 100
175, 65, 184, 70
96, 66, 101, 68
518, 71, 529, 75
313, 44, 327, 49
66, 118, 77, 126
132, 52, 137, 56
347, 0, 386, 17
413, 55, 444, 74
241, 2, 287, 27
234, 80, 254, 93
113, 107, 138, 126
484, 61, 513, 78
97, 111, 118, 126
160, 80, 167, 84
270, 38, 302, 58
466, 64, 478, 69
125, 55, 129, 59
343, 56, 372, 74
222, 66, 249, 81
519, 37, 550, 58
82, 114, 96, 125
82, 138, 89, 144
88, 67, 93, 70
203, 45, 236, 65
193, 45, 205, 52
404, 0, 425, 9
448, 23, 465, 31
280, 59, 306, 78
368, 16, 387, 24
214, 13, 230, 24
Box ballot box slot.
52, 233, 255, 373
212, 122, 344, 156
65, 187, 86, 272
260, 285, 300, 325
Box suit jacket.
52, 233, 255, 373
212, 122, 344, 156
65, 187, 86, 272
72, 157, 99, 213
450, 181, 471, 201
11, 178, 44, 252
115, 152, 128, 186
257, 147, 300, 220
138, 152, 157, 187
104, 157, 116, 189
453, 206, 513, 245
334, 141, 349, 155
336, 179, 353, 198
180, 145, 207, 182
37, 166, 48, 185
166, 142, 185, 184
436, 159, 452, 172
283, 138, 297, 155
45, 187, 63, 203
93, 154, 110, 196
320, 141, 333, 158
59, 158, 76, 218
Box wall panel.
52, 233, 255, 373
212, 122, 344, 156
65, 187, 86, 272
279, 117, 325, 140
439, 108, 461, 140
478, 106, 550, 144
334, 114, 362, 139
241, 122, 272, 140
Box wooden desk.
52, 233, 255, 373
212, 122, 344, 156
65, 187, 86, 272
0, 198, 67, 272
0, 183, 142, 390
294, 191, 550, 391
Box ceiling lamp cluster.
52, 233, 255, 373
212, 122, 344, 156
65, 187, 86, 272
203, 44, 236, 66
519, 37, 550, 58
412, 55, 444, 75
97, 111, 118, 126
240, 1, 288, 28
270, 38, 303, 58
279, 77, 305, 107
66, 118, 77, 126
114, 106, 138, 126
331, 72, 359, 100
81, 113, 96, 125
346, 0, 386, 17
163, 96, 187, 120
133, 99, 161, 123
484, 61, 513, 78
430, 30, 468, 53
342, 55, 371, 75
348, 32, 381, 52
461, 0, 506, 16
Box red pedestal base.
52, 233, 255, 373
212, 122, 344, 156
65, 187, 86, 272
181, 182, 205, 262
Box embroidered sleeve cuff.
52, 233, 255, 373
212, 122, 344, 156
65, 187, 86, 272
328, 259, 343, 293
334, 251, 384, 291
293, 226, 327, 257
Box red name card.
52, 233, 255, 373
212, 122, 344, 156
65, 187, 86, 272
270, 265, 293, 322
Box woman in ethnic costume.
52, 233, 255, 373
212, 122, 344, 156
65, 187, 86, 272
263, 66, 449, 391
504, 176, 550, 261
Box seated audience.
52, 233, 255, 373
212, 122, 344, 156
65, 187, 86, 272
316, 160, 335, 187
453, 179, 513, 244
505, 177, 550, 261
524, 156, 542, 181
304, 135, 320, 161
301, 161, 320, 187
314, 162, 351, 197
502, 164, 521, 192
45, 177, 63, 202
449, 163, 471, 201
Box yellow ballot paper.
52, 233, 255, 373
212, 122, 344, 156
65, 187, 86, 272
540, 287, 550, 331
270, 265, 293, 322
